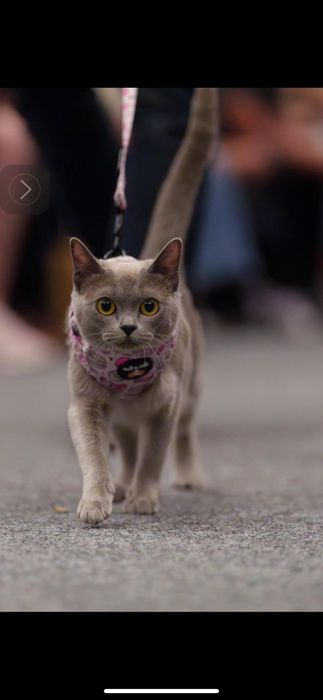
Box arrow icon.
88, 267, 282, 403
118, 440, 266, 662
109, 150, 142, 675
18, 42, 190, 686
3, 166, 49, 214
19, 179, 32, 200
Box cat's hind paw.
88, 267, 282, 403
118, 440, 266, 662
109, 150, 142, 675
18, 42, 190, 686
172, 465, 206, 490
123, 491, 159, 515
113, 482, 127, 503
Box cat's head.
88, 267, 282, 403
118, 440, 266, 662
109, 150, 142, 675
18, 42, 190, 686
70, 237, 182, 350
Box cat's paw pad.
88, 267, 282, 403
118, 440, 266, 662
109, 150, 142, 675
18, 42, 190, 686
77, 490, 113, 524
123, 492, 159, 515
113, 482, 127, 503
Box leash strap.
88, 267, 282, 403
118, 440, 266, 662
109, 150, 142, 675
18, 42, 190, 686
114, 87, 138, 210
104, 87, 138, 259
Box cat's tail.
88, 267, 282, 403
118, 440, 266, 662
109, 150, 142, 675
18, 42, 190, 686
140, 87, 218, 260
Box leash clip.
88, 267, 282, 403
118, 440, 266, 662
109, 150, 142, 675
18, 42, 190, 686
103, 206, 127, 259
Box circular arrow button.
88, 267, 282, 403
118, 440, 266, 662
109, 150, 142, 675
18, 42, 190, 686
9, 173, 42, 207
0, 165, 50, 215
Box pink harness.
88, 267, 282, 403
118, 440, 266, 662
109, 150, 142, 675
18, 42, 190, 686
68, 307, 177, 397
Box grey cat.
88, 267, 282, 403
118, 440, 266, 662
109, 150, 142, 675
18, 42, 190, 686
67, 88, 218, 523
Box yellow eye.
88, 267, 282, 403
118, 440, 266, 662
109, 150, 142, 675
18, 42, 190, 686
96, 298, 116, 316
140, 299, 159, 316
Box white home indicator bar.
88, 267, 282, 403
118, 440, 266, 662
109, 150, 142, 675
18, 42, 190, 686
104, 691, 219, 695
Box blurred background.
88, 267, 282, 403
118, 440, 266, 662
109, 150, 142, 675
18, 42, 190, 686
3, 87, 323, 372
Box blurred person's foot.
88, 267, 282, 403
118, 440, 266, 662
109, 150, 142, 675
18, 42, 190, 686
242, 283, 323, 339
0, 301, 62, 374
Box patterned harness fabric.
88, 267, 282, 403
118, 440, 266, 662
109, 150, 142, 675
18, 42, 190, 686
68, 306, 177, 397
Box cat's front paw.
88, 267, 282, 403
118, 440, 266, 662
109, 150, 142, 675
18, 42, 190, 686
77, 488, 114, 524
123, 489, 159, 515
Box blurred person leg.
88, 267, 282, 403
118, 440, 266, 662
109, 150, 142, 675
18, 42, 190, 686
243, 170, 323, 337
121, 88, 205, 264
0, 99, 60, 371
15, 88, 119, 257
188, 166, 262, 321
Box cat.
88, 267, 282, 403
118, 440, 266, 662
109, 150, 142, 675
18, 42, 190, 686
67, 87, 218, 523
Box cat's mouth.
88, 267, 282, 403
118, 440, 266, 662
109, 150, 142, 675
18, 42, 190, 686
117, 357, 153, 380
112, 337, 141, 349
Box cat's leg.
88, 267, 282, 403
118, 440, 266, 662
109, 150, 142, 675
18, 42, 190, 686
123, 409, 176, 515
112, 425, 138, 502
173, 404, 205, 489
68, 400, 114, 524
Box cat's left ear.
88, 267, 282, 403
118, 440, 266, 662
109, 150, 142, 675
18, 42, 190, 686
149, 238, 182, 291
70, 237, 101, 291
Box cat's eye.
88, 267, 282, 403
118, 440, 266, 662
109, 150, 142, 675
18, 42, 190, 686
140, 299, 160, 316
96, 297, 116, 316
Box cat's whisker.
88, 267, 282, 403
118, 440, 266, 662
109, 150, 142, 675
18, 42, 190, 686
86, 331, 106, 344
88, 339, 108, 364
143, 341, 161, 369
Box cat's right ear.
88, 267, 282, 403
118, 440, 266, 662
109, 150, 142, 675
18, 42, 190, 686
148, 238, 183, 291
70, 238, 101, 291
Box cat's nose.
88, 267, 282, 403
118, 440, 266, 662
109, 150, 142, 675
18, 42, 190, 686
120, 324, 137, 336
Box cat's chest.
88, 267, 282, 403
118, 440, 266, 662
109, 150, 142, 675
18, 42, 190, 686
109, 397, 151, 425
107, 368, 180, 426
109, 387, 165, 424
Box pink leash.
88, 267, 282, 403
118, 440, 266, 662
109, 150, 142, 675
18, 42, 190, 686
104, 87, 138, 259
